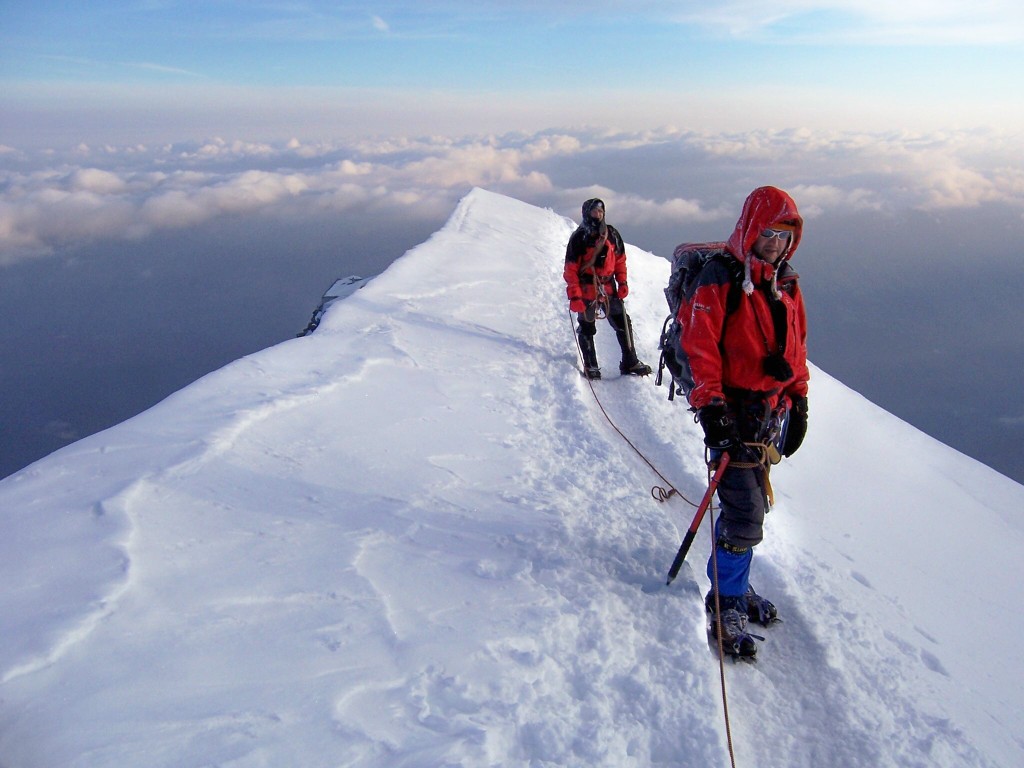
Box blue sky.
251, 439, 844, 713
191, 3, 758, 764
4, 1, 1024, 144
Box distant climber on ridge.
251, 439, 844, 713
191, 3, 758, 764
564, 198, 651, 380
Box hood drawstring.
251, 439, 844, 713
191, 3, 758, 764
742, 257, 782, 300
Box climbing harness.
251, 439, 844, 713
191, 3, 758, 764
592, 279, 610, 321
576, 233, 611, 321
726, 441, 776, 508
719, 398, 789, 508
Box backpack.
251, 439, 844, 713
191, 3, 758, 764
656, 242, 744, 402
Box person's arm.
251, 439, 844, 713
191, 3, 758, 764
609, 226, 628, 298
564, 232, 586, 312
680, 261, 733, 410
781, 283, 809, 456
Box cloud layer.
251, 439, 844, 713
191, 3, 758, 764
2, 127, 1023, 264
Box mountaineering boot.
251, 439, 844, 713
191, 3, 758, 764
620, 358, 653, 376
705, 593, 759, 658
578, 332, 601, 380
615, 318, 651, 376
745, 585, 779, 627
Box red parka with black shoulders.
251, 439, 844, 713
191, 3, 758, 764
563, 223, 629, 307
680, 186, 809, 411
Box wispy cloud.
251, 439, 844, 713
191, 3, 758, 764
659, 0, 1024, 43
38, 53, 204, 78
326, 1, 1024, 44
125, 61, 204, 77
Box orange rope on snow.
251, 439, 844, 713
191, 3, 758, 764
707, 470, 739, 768
569, 310, 740, 767
568, 311, 699, 508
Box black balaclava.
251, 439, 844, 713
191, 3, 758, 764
581, 198, 606, 235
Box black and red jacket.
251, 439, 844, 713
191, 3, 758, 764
563, 222, 628, 305
680, 186, 809, 411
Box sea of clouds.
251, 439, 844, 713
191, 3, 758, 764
3, 126, 1023, 263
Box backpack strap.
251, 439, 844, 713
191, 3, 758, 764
702, 251, 744, 317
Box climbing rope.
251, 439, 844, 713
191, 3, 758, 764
722, 442, 776, 508
707, 479, 739, 768
569, 309, 746, 767
568, 311, 699, 508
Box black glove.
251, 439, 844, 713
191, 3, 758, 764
698, 403, 740, 451
782, 396, 808, 457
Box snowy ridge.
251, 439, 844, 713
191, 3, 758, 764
1, 188, 1022, 767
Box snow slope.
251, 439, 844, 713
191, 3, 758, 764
2, 188, 1022, 767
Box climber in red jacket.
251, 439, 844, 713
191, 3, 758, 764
681, 185, 810, 658
564, 198, 651, 379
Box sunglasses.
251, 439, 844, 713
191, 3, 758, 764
759, 228, 792, 241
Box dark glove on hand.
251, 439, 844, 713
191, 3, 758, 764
782, 396, 808, 457
698, 403, 740, 451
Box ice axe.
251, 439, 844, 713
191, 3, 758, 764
665, 453, 731, 585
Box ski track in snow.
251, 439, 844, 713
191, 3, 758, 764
1, 188, 1021, 767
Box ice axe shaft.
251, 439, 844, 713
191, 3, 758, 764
665, 454, 731, 585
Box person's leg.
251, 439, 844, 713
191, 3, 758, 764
577, 310, 600, 378
607, 299, 650, 375
704, 466, 766, 657
705, 463, 766, 607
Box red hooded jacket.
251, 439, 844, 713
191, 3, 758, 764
563, 223, 629, 306
680, 186, 809, 411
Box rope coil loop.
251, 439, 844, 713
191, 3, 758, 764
728, 441, 770, 469
651, 485, 677, 503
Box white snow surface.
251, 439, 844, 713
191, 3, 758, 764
2, 188, 1023, 767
